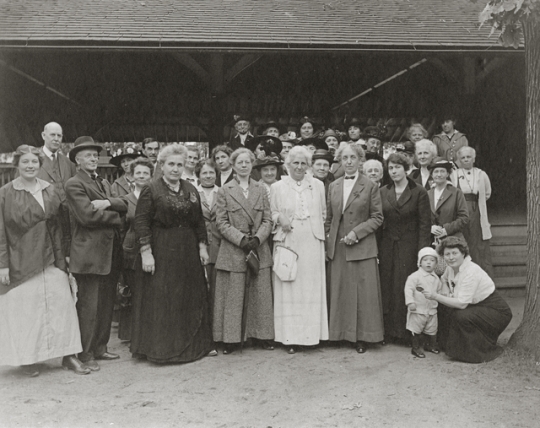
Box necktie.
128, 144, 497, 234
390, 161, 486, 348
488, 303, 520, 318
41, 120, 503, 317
52, 153, 62, 181
344, 176, 355, 180
91, 174, 105, 193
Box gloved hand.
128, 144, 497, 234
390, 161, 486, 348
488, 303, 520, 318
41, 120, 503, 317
246, 237, 260, 251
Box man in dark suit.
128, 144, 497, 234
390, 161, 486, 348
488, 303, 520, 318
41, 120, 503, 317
65, 136, 128, 371
36, 122, 77, 250
228, 116, 253, 150
212, 145, 235, 187
142, 137, 162, 180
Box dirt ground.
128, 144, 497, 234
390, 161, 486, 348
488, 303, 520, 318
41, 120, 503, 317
1, 296, 539, 428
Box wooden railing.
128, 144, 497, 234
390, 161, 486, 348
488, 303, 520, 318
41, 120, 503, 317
0, 165, 121, 187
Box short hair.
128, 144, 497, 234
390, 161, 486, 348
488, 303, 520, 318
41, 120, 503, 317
195, 158, 217, 177
285, 145, 313, 168
13, 145, 44, 167
211, 144, 233, 161
335, 141, 365, 162
437, 236, 470, 258
386, 152, 410, 171
415, 139, 437, 158
230, 147, 256, 165
157, 143, 187, 164
186, 146, 200, 155
406, 123, 428, 140
129, 156, 155, 175
363, 159, 384, 174
457, 146, 476, 160
142, 137, 157, 149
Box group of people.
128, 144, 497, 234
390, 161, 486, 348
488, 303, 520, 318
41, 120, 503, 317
0, 115, 513, 378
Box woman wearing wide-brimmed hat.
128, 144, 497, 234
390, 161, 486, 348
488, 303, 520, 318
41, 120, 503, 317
110, 143, 144, 197
247, 135, 284, 182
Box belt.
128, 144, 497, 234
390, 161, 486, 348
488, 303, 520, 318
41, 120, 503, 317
464, 193, 478, 202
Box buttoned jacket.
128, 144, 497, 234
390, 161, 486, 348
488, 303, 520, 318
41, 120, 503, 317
427, 184, 469, 239
325, 174, 383, 261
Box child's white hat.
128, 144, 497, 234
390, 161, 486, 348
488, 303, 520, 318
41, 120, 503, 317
417, 247, 439, 267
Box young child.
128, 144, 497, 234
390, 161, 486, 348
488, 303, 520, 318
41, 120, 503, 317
404, 247, 444, 358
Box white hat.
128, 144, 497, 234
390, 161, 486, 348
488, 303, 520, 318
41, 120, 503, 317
417, 247, 439, 267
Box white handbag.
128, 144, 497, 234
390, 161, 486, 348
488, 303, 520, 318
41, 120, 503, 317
273, 244, 299, 282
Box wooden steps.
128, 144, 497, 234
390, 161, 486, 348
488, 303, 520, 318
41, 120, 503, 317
490, 223, 527, 296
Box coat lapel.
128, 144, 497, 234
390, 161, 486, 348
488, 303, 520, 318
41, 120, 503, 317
397, 184, 412, 208
228, 180, 257, 225
343, 177, 365, 212
333, 177, 345, 214
436, 187, 452, 211
386, 184, 400, 212
40, 152, 57, 181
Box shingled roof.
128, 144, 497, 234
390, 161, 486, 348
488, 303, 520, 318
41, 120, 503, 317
0, 0, 517, 51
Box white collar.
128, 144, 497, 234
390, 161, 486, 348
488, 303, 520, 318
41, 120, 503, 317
12, 176, 50, 192
42, 146, 56, 159
343, 171, 359, 180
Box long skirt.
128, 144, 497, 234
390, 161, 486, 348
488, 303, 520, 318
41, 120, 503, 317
444, 291, 512, 363
118, 270, 134, 341
131, 227, 213, 364
273, 219, 328, 346
463, 198, 494, 278
0, 265, 82, 366
328, 221, 384, 343
214, 268, 274, 343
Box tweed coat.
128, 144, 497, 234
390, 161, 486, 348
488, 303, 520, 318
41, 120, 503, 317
66, 170, 128, 275
427, 184, 469, 240
215, 178, 272, 272
325, 174, 383, 262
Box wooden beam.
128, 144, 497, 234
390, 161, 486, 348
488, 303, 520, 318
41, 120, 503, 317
170, 53, 211, 86
209, 54, 224, 93
0, 59, 83, 107
224, 54, 262, 85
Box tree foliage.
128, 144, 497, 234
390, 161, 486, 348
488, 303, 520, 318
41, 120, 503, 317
473, 0, 539, 47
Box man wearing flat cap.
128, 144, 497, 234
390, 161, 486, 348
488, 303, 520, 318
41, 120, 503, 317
228, 115, 254, 150
65, 136, 128, 371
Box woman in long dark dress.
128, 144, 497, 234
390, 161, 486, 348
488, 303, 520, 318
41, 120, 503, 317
131, 144, 213, 363
379, 153, 432, 343
421, 237, 511, 363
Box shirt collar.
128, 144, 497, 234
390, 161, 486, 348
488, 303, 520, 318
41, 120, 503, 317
12, 176, 50, 192
42, 146, 55, 159
455, 256, 473, 273
344, 171, 359, 180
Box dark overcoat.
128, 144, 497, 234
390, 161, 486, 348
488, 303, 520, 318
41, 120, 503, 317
66, 170, 128, 275
379, 178, 432, 315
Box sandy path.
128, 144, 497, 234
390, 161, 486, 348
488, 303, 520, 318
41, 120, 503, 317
1, 296, 538, 428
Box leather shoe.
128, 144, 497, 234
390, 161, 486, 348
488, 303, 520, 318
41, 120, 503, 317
82, 359, 100, 371
223, 344, 235, 355
95, 352, 119, 360
262, 341, 275, 351
62, 356, 91, 375
411, 347, 426, 358
22, 364, 39, 377
356, 341, 367, 354
287, 346, 296, 354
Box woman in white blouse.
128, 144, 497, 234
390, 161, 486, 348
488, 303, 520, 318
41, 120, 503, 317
421, 237, 512, 363
270, 146, 328, 354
